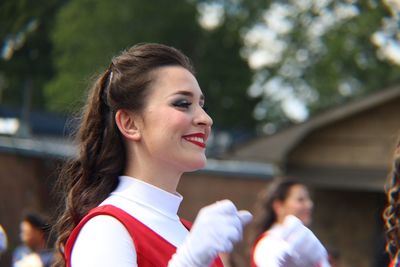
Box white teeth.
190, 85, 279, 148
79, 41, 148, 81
185, 137, 204, 143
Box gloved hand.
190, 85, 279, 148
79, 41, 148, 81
168, 200, 252, 267
281, 215, 330, 267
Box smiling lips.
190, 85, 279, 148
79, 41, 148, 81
182, 133, 206, 148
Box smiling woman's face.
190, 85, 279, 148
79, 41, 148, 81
275, 184, 313, 226
135, 65, 213, 173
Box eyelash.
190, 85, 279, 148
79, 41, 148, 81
172, 100, 207, 111
173, 100, 192, 109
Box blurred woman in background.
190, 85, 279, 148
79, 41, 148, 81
249, 179, 330, 267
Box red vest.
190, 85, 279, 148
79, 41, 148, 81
65, 205, 224, 267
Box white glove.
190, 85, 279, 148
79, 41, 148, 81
281, 215, 330, 267
168, 200, 252, 267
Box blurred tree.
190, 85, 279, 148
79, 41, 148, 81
237, 0, 400, 132
46, 0, 257, 130
307, 1, 399, 112
5, 0, 396, 135
193, 16, 260, 129
0, 0, 64, 110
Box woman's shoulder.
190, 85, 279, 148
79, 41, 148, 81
71, 215, 136, 266
74, 215, 133, 247
81, 214, 127, 232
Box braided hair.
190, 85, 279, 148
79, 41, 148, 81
384, 139, 400, 258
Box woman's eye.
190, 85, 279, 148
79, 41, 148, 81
173, 100, 192, 109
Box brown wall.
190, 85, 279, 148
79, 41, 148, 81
311, 188, 388, 267
178, 173, 269, 218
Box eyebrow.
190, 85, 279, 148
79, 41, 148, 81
173, 90, 205, 101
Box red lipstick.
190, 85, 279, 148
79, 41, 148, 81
182, 133, 206, 148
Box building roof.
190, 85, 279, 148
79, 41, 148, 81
0, 135, 75, 159
198, 159, 278, 179
0, 106, 74, 159
0, 106, 72, 137
228, 86, 400, 165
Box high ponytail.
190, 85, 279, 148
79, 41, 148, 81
384, 139, 400, 258
52, 43, 194, 266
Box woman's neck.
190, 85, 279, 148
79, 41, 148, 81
123, 164, 182, 194
125, 144, 185, 193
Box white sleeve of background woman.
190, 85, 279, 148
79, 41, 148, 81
253, 234, 293, 267
71, 215, 137, 267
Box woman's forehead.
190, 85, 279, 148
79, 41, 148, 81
149, 66, 204, 99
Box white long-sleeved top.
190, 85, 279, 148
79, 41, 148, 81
71, 176, 189, 267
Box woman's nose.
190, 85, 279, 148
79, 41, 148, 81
195, 107, 213, 127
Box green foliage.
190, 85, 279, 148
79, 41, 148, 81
46, 0, 257, 129
193, 21, 258, 129
46, 0, 201, 111
4, 0, 397, 132
238, 0, 400, 130
0, 0, 63, 109
306, 1, 400, 112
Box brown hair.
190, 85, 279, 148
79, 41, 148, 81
52, 43, 194, 266
248, 179, 305, 246
383, 138, 400, 258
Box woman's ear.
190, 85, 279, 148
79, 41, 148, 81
115, 109, 141, 141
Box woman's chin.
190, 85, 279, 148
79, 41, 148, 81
184, 157, 207, 172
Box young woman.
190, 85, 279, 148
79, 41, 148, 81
249, 180, 330, 267
383, 140, 400, 267
52, 43, 252, 267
